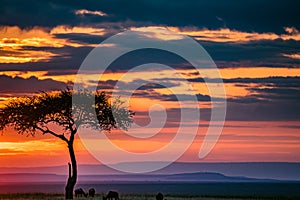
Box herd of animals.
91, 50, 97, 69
74, 188, 165, 200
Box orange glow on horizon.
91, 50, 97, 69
1, 121, 299, 167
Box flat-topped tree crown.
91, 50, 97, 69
0, 89, 133, 139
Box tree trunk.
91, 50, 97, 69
65, 141, 77, 200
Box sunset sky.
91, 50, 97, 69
0, 0, 299, 168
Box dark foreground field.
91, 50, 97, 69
0, 193, 300, 200
1, 183, 300, 200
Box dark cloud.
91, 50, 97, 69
94, 79, 118, 90
201, 40, 300, 68
123, 87, 215, 102
136, 83, 175, 91
159, 93, 212, 102
278, 125, 300, 129
188, 76, 300, 88
107, 48, 193, 72
0, 46, 92, 72
227, 96, 269, 104
93, 79, 181, 93
225, 100, 300, 121
0, 0, 107, 28
0, 47, 194, 73
1, 0, 299, 33
45, 70, 78, 76
130, 78, 300, 121
225, 84, 300, 121
225, 77, 300, 88
0, 75, 68, 95
225, 77, 300, 120
192, 97, 300, 121
53, 33, 106, 45
249, 87, 300, 101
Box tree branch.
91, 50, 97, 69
35, 126, 69, 143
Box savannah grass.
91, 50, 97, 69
0, 193, 299, 200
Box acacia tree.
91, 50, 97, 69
0, 89, 133, 199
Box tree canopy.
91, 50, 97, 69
0, 89, 133, 141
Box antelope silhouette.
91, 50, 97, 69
156, 192, 164, 200
103, 191, 119, 200
75, 188, 87, 198
88, 188, 96, 197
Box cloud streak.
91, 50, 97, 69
75, 9, 108, 17
0, 75, 68, 95
50, 26, 107, 36
170, 27, 300, 43
282, 53, 300, 60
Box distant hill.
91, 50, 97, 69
0, 162, 299, 181
0, 172, 279, 183
164, 172, 276, 182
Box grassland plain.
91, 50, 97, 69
0, 193, 300, 200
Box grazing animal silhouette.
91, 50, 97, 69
103, 191, 119, 200
88, 188, 96, 197
156, 192, 164, 200
75, 188, 87, 198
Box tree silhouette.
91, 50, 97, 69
0, 89, 133, 199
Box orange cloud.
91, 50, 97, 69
0, 51, 56, 63
0, 25, 105, 63
284, 27, 299, 34
50, 26, 107, 36
130, 26, 185, 41
0, 26, 78, 48
218, 67, 300, 78
168, 26, 300, 42
0, 71, 48, 79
